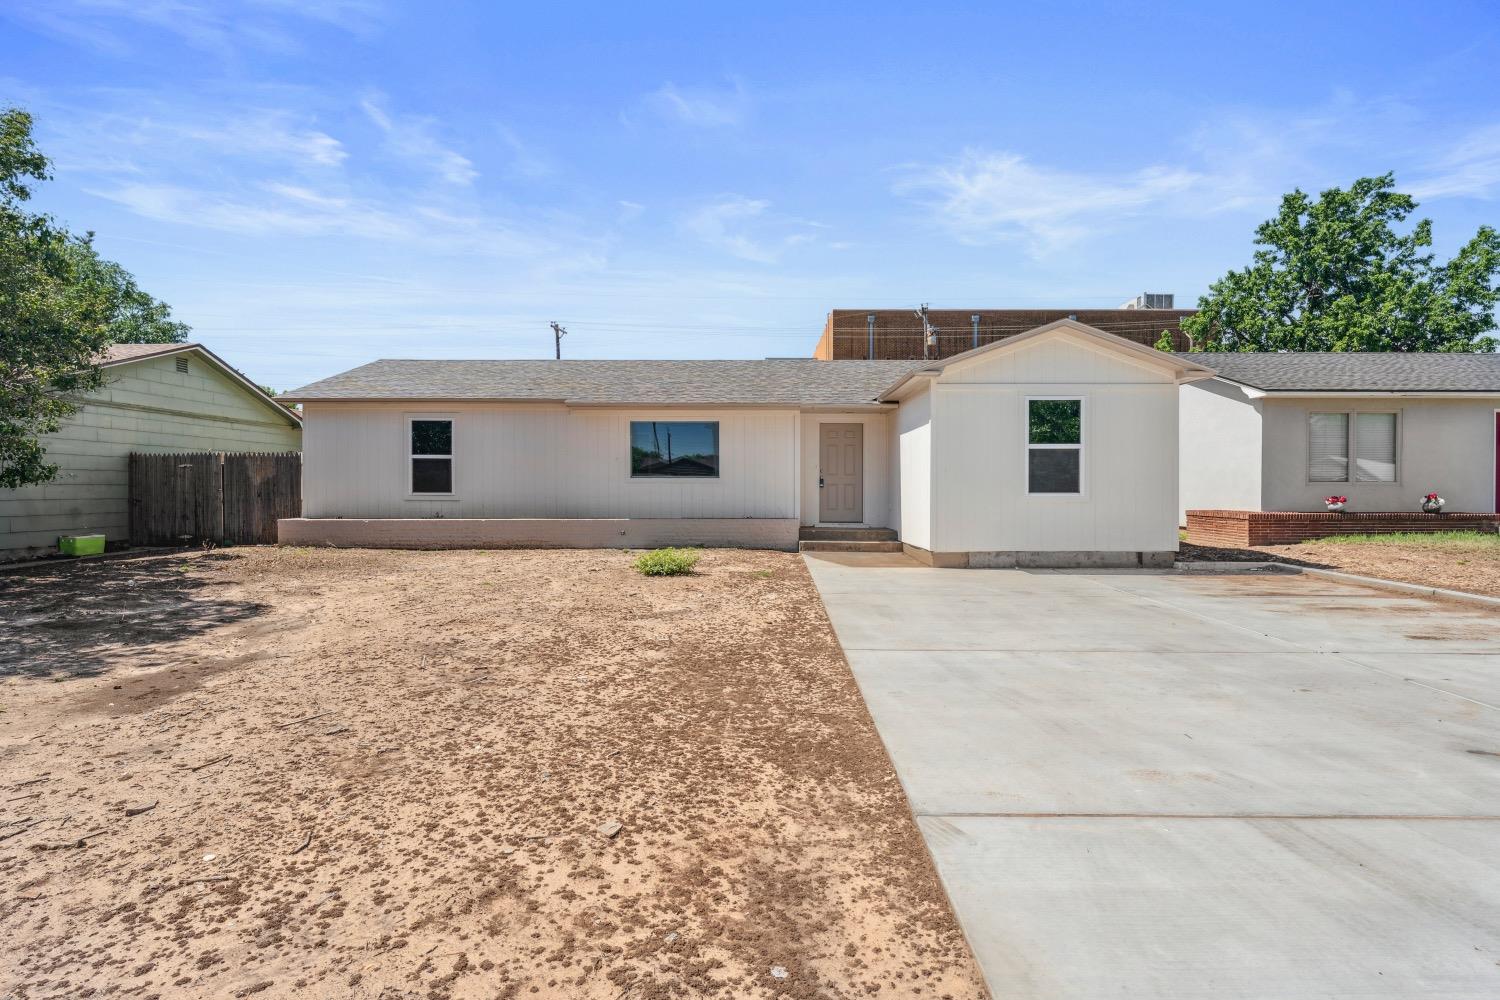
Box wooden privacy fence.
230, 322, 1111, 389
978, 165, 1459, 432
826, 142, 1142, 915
129, 452, 301, 546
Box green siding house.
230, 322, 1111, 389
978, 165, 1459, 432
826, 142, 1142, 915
0, 343, 302, 561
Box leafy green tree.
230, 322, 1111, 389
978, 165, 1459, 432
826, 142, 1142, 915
1, 107, 189, 488
1183, 174, 1500, 353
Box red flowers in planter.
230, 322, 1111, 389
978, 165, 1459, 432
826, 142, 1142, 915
1324, 496, 1347, 505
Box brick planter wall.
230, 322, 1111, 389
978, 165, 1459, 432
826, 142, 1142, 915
1186, 509, 1500, 548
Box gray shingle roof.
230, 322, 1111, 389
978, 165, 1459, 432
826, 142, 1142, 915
283, 359, 924, 407
103, 343, 198, 364
1179, 352, 1500, 392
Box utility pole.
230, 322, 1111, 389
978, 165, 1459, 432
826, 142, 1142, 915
549, 321, 568, 359
914, 303, 940, 359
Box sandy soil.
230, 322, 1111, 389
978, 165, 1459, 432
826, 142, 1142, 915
0, 548, 986, 1000
1180, 537, 1500, 597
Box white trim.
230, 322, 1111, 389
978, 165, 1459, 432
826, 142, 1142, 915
406, 414, 456, 498
1207, 377, 1500, 400
878, 318, 1216, 400
1024, 395, 1086, 497
1493, 408, 1499, 515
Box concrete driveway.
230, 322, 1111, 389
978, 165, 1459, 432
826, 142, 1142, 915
804, 553, 1500, 1000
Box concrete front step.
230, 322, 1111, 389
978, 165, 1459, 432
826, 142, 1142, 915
798, 527, 898, 542
799, 540, 905, 553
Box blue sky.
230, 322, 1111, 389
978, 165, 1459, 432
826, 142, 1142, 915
3, 1, 1499, 389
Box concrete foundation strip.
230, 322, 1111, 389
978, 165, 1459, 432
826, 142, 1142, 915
1174, 560, 1500, 610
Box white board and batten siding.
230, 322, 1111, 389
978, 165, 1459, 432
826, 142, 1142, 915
894, 386, 933, 550
301, 403, 800, 519
0, 351, 301, 559
916, 331, 1182, 554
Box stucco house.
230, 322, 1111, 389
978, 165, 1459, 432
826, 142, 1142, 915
280, 319, 1216, 566
1178, 352, 1500, 521
0, 343, 303, 561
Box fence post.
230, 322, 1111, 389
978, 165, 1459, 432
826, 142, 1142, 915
216, 452, 226, 543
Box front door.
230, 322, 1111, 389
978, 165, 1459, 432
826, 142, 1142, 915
819, 423, 863, 522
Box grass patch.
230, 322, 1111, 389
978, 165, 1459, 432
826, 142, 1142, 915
1316, 531, 1500, 547
633, 547, 701, 576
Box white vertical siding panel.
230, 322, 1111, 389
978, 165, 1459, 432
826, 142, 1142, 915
933, 383, 1178, 553
895, 387, 933, 549
301, 404, 800, 519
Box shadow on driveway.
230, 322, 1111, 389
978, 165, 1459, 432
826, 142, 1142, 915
0, 552, 266, 679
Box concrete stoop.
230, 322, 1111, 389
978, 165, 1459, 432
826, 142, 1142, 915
798, 526, 899, 542
798, 539, 906, 553
798, 526, 902, 552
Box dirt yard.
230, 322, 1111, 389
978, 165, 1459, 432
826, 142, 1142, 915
1181, 532, 1500, 597
0, 548, 986, 1000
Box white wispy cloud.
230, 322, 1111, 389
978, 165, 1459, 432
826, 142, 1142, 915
641, 79, 749, 128
1410, 124, 1500, 200
679, 195, 821, 263
4, 0, 382, 57
895, 151, 1202, 252
42, 105, 347, 177
88, 178, 562, 258
360, 96, 477, 185
496, 124, 552, 180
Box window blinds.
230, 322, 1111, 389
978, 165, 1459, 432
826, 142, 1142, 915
1355, 413, 1397, 482
1308, 413, 1349, 482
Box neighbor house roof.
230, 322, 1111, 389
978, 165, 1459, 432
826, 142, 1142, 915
103, 342, 199, 365
1182, 352, 1500, 393
282, 359, 926, 408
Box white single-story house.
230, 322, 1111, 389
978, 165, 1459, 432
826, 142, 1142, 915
1, 343, 303, 561
1178, 352, 1500, 520
279, 319, 1216, 566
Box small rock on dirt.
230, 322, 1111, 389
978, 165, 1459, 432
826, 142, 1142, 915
770, 966, 789, 979
596, 819, 623, 839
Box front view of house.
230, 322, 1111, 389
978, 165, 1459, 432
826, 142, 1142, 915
280, 320, 1215, 565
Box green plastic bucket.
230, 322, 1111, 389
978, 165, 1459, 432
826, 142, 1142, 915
59, 534, 106, 557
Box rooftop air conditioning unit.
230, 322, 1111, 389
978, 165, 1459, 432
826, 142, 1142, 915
1120, 293, 1174, 309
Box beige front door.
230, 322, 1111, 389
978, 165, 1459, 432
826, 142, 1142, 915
819, 423, 863, 522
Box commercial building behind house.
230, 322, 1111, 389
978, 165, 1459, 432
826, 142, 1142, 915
815, 296, 1197, 360
0, 343, 303, 561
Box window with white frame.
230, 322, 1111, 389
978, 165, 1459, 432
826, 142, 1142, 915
1307, 411, 1399, 483
1026, 398, 1083, 494
1354, 412, 1398, 482
409, 418, 453, 494
1307, 413, 1349, 482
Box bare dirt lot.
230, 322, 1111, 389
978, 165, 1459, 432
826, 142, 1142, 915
1181, 533, 1500, 598
0, 548, 985, 1000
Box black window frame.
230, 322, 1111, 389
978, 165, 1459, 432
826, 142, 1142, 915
409, 417, 455, 496
629, 420, 720, 479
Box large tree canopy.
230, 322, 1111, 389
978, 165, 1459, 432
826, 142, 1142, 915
1, 107, 189, 488
1182, 174, 1500, 353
